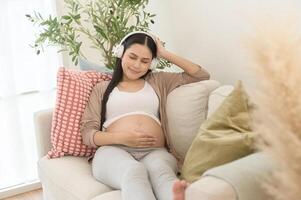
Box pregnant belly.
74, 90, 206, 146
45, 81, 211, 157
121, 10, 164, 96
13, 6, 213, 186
105, 114, 165, 147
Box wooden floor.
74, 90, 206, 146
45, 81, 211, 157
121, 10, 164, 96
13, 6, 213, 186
3, 189, 43, 200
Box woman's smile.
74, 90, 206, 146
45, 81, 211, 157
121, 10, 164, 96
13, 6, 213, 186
129, 68, 140, 74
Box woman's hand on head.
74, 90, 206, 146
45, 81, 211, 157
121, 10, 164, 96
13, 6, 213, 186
153, 36, 168, 59
116, 129, 157, 148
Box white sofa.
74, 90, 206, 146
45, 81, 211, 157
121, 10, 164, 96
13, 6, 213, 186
34, 81, 244, 200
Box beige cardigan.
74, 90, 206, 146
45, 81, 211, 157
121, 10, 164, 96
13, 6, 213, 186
80, 67, 210, 161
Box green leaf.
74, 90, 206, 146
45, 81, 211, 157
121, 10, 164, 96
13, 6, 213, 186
75, 4, 79, 12
73, 14, 81, 20
38, 12, 43, 20
94, 25, 108, 40
71, 55, 76, 62
57, 49, 67, 53
62, 15, 71, 20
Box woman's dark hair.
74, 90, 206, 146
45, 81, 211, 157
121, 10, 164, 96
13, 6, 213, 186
100, 33, 157, 130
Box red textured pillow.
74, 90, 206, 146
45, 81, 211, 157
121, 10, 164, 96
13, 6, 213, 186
47, 67, 112, 158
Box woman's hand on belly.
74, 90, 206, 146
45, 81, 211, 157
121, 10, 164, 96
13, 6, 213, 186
114, 129, 158, 148
105, 114, 165, 147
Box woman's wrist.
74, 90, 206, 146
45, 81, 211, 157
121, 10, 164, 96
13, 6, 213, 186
158, 49, 171, 60
94, 131, 122, 146
111, 131, 123, 145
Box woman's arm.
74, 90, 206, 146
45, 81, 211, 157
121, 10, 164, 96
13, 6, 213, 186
80, 82, 118, 147
93, 130, 157, 148
146, 36, 210, 94
93, 131, 119, 146
154, 37, 206, 76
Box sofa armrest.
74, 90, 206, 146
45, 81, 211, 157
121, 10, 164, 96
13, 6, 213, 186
185, 176, 236, 200
34, 108, 53, 158
200, 152, 274, 200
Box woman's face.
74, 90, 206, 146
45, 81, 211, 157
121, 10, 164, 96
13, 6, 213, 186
121, 43, 153, 81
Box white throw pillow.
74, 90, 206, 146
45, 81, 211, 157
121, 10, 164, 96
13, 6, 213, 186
166, 80, 220, 161
206, 85, 234, 118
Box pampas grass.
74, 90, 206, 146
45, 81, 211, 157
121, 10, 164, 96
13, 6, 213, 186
247, 16, 301, 200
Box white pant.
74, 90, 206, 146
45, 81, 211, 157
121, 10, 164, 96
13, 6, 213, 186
92, 146, 178, 200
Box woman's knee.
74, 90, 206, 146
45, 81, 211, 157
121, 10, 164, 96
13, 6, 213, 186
123, 162, 148, 182
93, 146, 112, 165
143, 150, 178, 172
92, 146, 122, 180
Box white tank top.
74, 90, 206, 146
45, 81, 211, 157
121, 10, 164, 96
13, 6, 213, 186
103, 81, 160, 130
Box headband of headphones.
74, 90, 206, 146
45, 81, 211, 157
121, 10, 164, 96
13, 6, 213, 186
112, 31, 158, 70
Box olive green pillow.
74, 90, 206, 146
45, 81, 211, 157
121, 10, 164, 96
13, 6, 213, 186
181, 81, 255, 183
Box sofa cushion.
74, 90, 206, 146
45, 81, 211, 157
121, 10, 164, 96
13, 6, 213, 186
48, 67, 111, 158
207, 85, 234, 118
181, 81, 255, 182
166, 80, 220, 162
38, 156, 113, 200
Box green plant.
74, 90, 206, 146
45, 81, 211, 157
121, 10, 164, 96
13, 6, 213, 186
26, 0, 171, 69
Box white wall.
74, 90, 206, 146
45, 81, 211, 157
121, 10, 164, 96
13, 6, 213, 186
56, 0, 301, 85
148, 0, 301, 86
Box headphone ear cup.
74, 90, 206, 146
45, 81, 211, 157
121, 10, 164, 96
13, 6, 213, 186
112, 45, 124, 58
150, 58, 158, 70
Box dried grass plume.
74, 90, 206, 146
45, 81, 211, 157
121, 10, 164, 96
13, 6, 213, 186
246, 15, 301, 200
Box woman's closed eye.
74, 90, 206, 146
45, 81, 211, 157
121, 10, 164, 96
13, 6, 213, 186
129, 55, 137, 60
129, 55, 150, 64
141, 58, 151, 64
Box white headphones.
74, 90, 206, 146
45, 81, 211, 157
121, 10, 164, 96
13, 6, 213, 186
112, 31, 159, 70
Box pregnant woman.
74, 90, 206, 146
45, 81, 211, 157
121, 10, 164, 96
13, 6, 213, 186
80, 31, 210, 200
